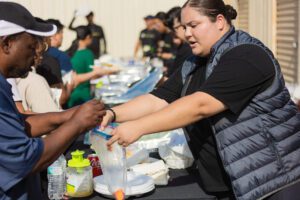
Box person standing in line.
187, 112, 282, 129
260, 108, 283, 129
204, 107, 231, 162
166, 6, 193, 77
134, 15, 161, 59
66, 26, 94, 107
100, 0, 300, 199
69, 10, 107, 58
44, 19, 117, 109
154, 11, 177, 77
67, 26, 119, 108
16, 36, 61, 113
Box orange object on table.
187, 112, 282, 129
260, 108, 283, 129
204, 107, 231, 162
114, 189, 125, 200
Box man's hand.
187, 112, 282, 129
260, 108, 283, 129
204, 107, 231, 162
71, 99, 106, 133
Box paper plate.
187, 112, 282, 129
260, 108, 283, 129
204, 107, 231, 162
94, 171, 155, 198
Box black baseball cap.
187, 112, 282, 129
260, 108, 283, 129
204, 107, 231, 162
144, 15, 154, 20
0, 2, 56, 37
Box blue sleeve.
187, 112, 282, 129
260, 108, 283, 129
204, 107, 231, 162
0, 90, 44, 192
58, 51, 73, 72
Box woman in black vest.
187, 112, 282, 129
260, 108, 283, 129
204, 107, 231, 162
100, 1, 300, 199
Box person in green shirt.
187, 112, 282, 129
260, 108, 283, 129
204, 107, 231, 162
67, 26, 94, 107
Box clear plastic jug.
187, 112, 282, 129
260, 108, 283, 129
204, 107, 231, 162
66, 150, 93, 198
91, 123, 127, 200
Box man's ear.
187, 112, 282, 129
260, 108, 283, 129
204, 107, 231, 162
0, 38, 12, 54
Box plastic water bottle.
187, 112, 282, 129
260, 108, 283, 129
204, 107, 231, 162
47, 155, 66, 200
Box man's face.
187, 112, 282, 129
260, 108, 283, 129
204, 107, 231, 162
86, 14, 93, 23
6, 33, 39, 78
145, 19, 154, 29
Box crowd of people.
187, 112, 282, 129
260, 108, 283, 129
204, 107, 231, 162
0, 0, 300, 200
134, 7, 193, 78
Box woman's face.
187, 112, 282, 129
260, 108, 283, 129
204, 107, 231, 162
85, 35, 93, 46
33, 37, 48, 67
153, 19, 166, 33
181, 6, 223, 57
173, 18, 185, 42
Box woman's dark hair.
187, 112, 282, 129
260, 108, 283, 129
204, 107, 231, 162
182, 0, 237, 25
66, 25, 92, 57
155, 11, 168, 26
166, 6, 181, 31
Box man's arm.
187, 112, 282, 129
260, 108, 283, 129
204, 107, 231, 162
68, 16, 77, 31
100, 27, 107, 54
134, 40, 141, 58
23, 106, 78, 137
31, 99, 105, 173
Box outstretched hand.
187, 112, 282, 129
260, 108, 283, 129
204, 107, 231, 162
100, 109, 115, 130
106, 122, 143, 148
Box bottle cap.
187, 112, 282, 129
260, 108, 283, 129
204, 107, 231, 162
68, 149, 90, 168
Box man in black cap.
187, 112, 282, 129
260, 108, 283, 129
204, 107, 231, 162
0, 2, 105, 199
69, 10, 106, 59
134, 15, 161, 59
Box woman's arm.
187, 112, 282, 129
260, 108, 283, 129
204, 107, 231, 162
72, 67, 118, 87
107, 91, 227, 146
101, 94, 168, 127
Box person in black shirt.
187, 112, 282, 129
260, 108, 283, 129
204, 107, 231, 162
153, 12, 177, 76
34, 18, 63, 88
100, 1, 300, 200
134, 15, 161, 59
166, 7, 193, 77
69, 11, 106, 58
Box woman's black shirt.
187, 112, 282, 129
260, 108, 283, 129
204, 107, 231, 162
151, 44, 275, 192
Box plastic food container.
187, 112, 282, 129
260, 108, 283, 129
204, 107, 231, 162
91, 123, 127, 200
66, 150, 93, 198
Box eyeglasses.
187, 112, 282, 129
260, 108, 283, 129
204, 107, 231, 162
173, 24, 183, 31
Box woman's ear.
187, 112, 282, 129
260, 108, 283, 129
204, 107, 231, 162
216, 14, 226, 31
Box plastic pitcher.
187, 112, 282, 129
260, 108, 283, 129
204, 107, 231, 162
91, 123, 127, 200
66, 150, 93, 197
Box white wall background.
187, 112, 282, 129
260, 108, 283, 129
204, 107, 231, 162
13, 0, 187, 58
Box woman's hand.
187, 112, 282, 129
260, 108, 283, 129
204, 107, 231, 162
100, 109, 115, 130
92, 66, 120, 79
107, 122, 143, 148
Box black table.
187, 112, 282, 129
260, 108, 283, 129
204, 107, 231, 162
79, 168, 215, 200
63, 135, 216, 200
